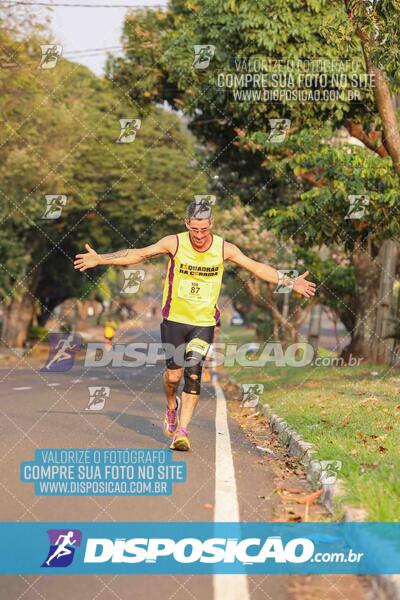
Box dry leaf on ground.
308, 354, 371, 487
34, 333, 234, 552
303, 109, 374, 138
296, 489, 323, 505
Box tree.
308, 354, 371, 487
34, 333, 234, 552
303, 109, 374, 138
265, 127, 400, 358
0, 11, 79, 346
0, 11, 207, 347
108, 0, 400, 360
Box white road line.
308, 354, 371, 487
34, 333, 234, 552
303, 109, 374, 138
12, 386, 32, 391
48, 383, 60, 387
212, 374, 250, 600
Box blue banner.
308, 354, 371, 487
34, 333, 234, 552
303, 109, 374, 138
0, 522, 399, 574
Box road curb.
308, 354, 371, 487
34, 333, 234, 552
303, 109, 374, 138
261, 402, 400, 599
262, 402, 400, 600
261, 402, 343, 515
226, 377, 400, 599
225, 374, 347, 514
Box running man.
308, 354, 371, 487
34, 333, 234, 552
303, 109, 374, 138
74, 201, 316, 451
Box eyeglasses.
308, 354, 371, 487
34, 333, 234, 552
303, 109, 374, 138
186, 222, 212, 234
187, 226, 211, 234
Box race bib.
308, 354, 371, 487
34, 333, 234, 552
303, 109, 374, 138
178, 280, 211, 302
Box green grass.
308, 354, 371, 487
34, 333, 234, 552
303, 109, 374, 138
222, 326, 400, 521
218, 323, 257, 345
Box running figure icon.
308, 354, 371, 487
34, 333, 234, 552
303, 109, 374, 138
42, 333, 82, 372
45, 531, 77, 566
42, 529, 82, 568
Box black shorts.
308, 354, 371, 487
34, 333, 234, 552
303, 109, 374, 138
160, 319, 215, 370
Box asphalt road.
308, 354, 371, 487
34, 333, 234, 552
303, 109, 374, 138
0, 325, 293, 600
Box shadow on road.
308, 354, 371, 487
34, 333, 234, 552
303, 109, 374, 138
37, 409, 167, 445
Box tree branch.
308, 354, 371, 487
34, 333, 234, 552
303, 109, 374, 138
369, 66, 400, 173
344, 119, 389, 158
343, 0, 400, 172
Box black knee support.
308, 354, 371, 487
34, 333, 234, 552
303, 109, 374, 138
183, 361, 203, 395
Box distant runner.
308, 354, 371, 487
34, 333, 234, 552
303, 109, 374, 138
74, 201, 316, 451
104, 318, 118, 351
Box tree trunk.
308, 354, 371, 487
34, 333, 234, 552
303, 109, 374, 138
75, 299, 89, 332
369, 66, 400, 173
345, 3, 400, 172
332, 315, 340, 350
308, 303, 322, 355
341, 246, 382, 361
1, 293, 36, 348
282, 292, 289, 321
243, 278, 310, 344
373, 240, 398, 363
96, 301, 106, 325
232, 298, 254, 321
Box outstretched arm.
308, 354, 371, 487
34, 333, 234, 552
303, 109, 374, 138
224, 242, 316, 299
74, 235, 177, 272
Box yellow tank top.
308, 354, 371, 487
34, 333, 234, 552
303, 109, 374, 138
162, 232, 224, 326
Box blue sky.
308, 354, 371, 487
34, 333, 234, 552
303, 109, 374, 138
50, 1, 167, 76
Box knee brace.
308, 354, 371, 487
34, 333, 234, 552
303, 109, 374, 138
183, 361, 203, 395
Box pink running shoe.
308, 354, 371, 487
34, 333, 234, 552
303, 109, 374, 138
170, 425, 190, 451
163, 396, 180, 437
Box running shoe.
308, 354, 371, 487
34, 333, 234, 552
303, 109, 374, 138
163, 396, 180, 437
170, 425, 190, 451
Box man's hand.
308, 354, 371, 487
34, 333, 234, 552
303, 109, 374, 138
74, 244, 100, 271
292, 271, 316, 298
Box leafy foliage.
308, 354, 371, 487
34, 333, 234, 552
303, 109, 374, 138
0, 11, 207, 343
